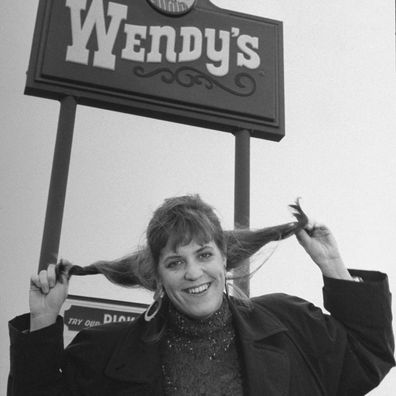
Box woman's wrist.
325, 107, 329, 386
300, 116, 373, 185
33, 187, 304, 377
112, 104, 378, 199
318, 258, 354, 281
30, 312, 58, 332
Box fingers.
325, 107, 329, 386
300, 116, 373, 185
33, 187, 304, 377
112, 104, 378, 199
296, 220, 332, 245
308, 223, 332, 238
55, 259, 72, 283
296, 217, 314, 239
30, 264, 58, 295
295, 219, 320, 243
30, 273, 41, 291
47, 263, 57, 288
295, 228, 310, 247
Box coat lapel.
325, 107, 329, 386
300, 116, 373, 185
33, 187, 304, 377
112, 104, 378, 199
104, 314, 163, 384
230, 298, 290, 396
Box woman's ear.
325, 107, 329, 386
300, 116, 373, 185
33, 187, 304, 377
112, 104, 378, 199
154, 282, 164, 299
154, 275, 163, 293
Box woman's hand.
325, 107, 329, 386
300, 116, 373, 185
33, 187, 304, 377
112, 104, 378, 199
29, 263, 69, 332
296, 222, 353, 280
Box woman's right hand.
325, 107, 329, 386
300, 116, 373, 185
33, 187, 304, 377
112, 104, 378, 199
29, 263, 69, 332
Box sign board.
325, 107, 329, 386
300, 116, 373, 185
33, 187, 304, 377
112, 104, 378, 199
60, 294, 148, 346
26, 0, 284, 140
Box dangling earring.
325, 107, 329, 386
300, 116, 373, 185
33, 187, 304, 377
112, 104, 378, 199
144, 287, 165, 322
224, 260, 231, 297
225, 279, 231, 297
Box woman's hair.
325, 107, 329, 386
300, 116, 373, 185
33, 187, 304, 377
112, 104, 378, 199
146, 195, 227, 265
57, 195, 308, 291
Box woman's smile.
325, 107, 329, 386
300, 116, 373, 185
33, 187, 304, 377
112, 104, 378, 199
183, 282, 211, 295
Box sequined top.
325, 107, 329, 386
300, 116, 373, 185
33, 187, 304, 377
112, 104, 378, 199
160, 298, 244, 396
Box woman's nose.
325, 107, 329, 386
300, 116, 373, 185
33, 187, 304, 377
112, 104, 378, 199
184, 260, 203, 280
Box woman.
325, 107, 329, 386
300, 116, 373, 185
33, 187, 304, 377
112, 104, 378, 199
8, 195, 395, 395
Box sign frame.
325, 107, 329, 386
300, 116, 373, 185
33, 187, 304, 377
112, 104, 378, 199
25, 0, 285, 141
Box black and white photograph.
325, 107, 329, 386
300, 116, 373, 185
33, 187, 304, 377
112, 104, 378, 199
1, 0, 395, 395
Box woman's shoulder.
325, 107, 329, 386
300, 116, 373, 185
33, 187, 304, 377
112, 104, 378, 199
230, 293, 319, 326
229, 293, 326, 342
251, 292, 312, 307
248, 293, 324, 324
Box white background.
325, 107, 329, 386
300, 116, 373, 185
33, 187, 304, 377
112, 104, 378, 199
1, 0, 395, 394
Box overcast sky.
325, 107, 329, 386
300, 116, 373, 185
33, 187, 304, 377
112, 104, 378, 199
1, 0, 395, 394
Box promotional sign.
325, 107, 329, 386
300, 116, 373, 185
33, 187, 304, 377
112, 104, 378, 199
60, 295, 148, 346
26, 0, 284, 140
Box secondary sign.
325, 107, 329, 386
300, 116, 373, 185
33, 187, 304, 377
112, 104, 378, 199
26, 0, 284, 140
60, 295, 148, 346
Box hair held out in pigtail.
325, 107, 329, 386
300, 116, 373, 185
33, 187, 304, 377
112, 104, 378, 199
225, 199, 308, 270
56, 249, 157, 291
56, 196, 308, 291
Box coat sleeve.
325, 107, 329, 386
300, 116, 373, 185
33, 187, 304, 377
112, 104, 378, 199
8, 314, 137, 396
8, 314, 68, 396
263, 270, 395, 395
322, 270, 395, 395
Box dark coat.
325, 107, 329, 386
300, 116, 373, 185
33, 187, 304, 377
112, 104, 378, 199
8, 270, 395, 396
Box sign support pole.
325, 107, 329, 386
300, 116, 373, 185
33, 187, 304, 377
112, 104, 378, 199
38, 96, 76, 272
234, 129, 251, 296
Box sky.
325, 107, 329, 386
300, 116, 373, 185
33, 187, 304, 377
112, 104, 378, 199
1, 0, 396, 394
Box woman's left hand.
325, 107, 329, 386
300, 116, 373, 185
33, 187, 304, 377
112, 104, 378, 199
296, 222, 353, 280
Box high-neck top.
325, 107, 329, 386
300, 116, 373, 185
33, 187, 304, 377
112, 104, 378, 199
160, 297, 244, 395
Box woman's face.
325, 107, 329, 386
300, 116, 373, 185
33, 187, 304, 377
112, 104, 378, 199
157, 239, 226, 320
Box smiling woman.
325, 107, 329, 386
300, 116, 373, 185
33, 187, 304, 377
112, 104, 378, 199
8, 195, 395, 395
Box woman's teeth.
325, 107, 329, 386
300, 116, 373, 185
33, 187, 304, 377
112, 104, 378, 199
186, 283, 210, 294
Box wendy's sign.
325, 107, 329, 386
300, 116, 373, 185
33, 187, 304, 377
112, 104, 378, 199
26, 0, 284, 140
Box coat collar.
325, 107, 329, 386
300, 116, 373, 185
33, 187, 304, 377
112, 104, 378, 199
105, 296, 290, 395
229, 296, 288, 341
229, 297, 290, 396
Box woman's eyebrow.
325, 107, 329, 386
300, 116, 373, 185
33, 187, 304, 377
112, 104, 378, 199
162, 253, 181, 261
196, 245, 212, 253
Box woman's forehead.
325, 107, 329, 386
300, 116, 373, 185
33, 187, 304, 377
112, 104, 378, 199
161, 238, 215, 256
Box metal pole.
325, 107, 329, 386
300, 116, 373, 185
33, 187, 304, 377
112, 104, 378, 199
234, 129, 251, 296
38, 96, 77, 271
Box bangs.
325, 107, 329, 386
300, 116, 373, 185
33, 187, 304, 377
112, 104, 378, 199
166, 215, 216, 252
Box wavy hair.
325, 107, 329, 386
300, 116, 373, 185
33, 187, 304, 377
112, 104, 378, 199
57, 195, 308, 291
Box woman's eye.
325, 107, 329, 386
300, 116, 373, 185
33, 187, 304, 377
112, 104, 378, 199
199, 252, 213, 260
167, 260, 183, 269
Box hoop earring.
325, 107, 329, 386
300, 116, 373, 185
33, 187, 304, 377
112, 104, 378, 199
144, 288, 164, 322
